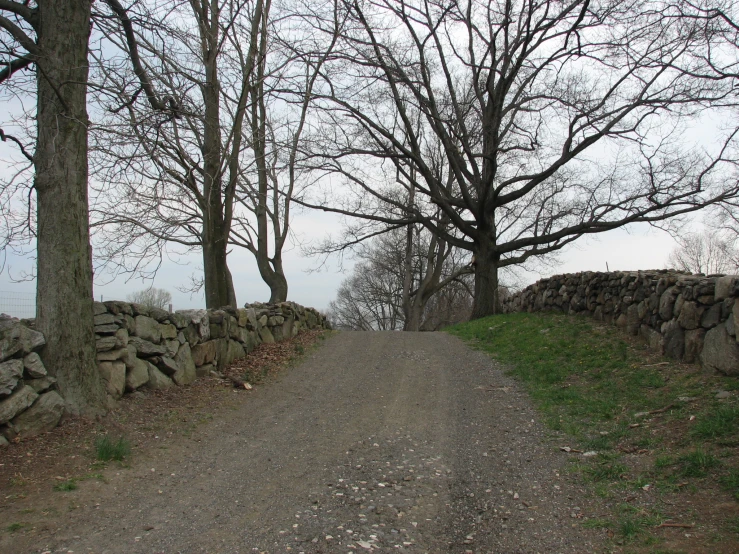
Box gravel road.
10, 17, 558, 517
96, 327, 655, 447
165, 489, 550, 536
12, 331, 607, 553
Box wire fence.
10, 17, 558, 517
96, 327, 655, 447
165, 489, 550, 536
0, 290, 36, 319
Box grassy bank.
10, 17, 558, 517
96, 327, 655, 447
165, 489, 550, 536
448, 312, 739, 552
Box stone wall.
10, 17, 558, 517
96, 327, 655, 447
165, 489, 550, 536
0, 301, 329, 444
502, 270, 739, 376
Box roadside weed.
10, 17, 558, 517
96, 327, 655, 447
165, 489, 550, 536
95, 435, 131, 462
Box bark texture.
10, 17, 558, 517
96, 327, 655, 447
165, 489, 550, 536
34, 0, 107, 415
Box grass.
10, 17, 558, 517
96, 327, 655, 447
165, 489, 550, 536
692, 405, 739, 441
6, 523, 24, 533
447, 312, 739, 549
53, 480, 78, 492
94, 435, 131, 462
676, 450, 721, 478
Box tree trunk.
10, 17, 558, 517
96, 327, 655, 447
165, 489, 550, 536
35, 0, 107, 416
200, 2, 235, 309
403, 297, 423, 331
471, 242, 501, 319
255, 253, 288, 303
202, 222, 235, 308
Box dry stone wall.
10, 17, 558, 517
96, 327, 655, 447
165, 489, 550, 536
0, 301, 329, 445
502, 270, 739, 376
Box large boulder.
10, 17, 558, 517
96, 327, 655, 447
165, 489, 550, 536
125, 357, 150, 392
22, 352, 47, 378
0, 323, 45, 362
191, 340, 217, 367
701, 322, 739, 376
134, 315, 162, 343
173, 343, 196, 385
160, 323, 178, 340
129, 336, 166, 357
259, 325, 275, 344
26, 375, 56, 394
98, 361, 126, 398
146, 362, 174, 390
0, 359, 23, 396
3, 391, 64, 439
0, 385, 38, 425
177, 310, 210, 345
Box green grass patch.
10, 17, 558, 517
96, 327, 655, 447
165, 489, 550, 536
6, 523, 24, 533
720, 469, 739, 500
676, 450, 721, 478
692, 405, 739, 440
94, 435, 131, 462
447, 313, 672, 439
53, 480, 78, 492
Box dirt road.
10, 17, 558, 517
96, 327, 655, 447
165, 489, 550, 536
3, 332, 606, 553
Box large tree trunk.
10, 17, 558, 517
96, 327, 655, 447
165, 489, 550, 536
255, 252, 288, 303
471, 242, 501, 319
200, 2, 235, 309
202, 224, 235, 308
35, 0, 107, 416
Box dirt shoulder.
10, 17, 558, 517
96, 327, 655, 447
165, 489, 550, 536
1, 330, 609, 553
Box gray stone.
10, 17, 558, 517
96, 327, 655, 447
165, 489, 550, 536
196, 362, 215, 377
22, 353, 46, 378
716, 390, 732, 399
26, 375, 56, 394
93, 301, 108, 315
237, 309, 248, 327
677, 301, 704, 330
734, 299, 739, 338
115, 328, 129, 348
191, 340, 217, 367
245, 308, 258, 329
160, 323, 177, 340
662, 319, 685, 360
727, 314, 736, 337
177, 331, 187, 345
258, 314, 268, 327
165, 339, 180, 358
125, 357, 150, 392
95, 336, 119, 352
98, 361, 126, 399
673, 294, 685, 317
715, 276, 738, 301
122, 344, 138, 370
0, 435, 8, 447
659, 289, 676, 321
167, 312, 189, 329
0, 359, 23, 396
0, 324, 45, 362
104, 300, 133, 316
129, 303, 150, 317
177, 310, 210, 342
684, 329, 706, 364
146, 362, 174, 390
4, 391, 64, 439
154, 356, 179, 377
134, 315, 162, 343
700, 303, 722, 330
173, 343, 196, 385
217, 339, 245, 370
94, 323, 120, 335
701, 323, 739, 376
149, 307, 171, 322
0, 385, 38, 424
640, 324, 664, 354
259, 325, 275, 344
129, 336, 166, 357
96, 348, 127, 362
93, 313, 116, 326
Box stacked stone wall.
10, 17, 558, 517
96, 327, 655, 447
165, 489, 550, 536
0, 301, 329, 444
502, 270, 739, 376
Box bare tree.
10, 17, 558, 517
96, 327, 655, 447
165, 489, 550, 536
90, 0, 340, 304
667, 230, 739, 275
301, 0, 739, 319
0, 0, 109, 414
328, 226, 475, 330
127, 287, 173, 310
